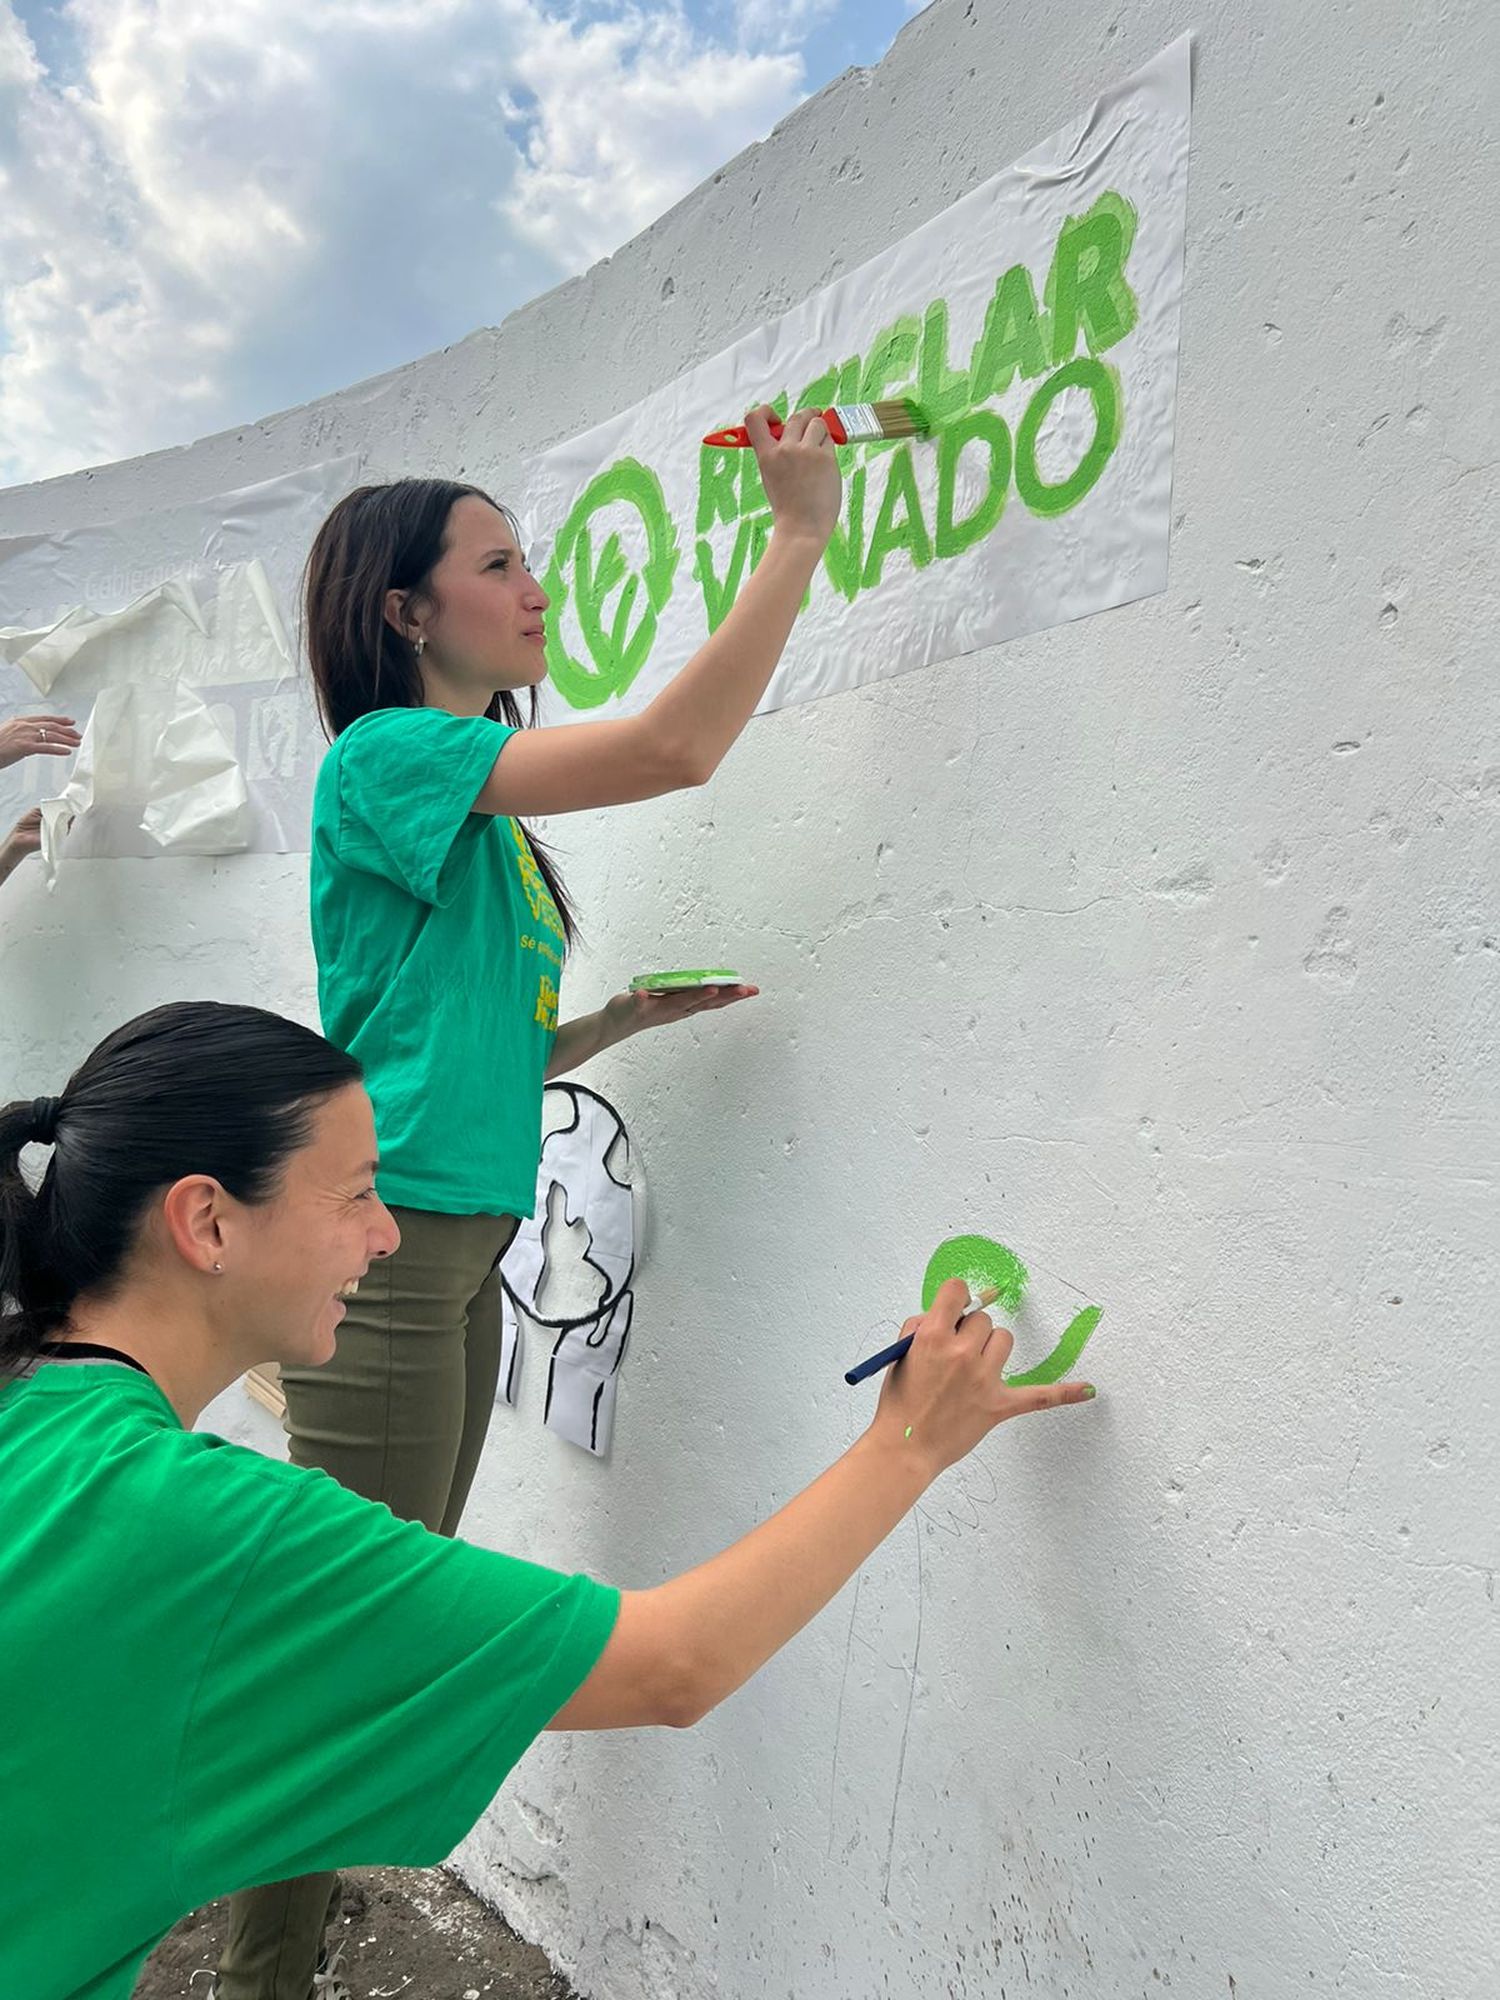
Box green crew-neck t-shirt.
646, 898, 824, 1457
0, 1358, 618, 2000
311, 707, 567, 1217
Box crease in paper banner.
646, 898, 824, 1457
39, 683, 252, 887
1, 455, 361, 860
0, 557, 292, 697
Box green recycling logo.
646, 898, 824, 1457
541, 458, 681, 711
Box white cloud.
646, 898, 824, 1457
0, 0, 814, 488
504, 8, 800, 268
732, 0, 839, 53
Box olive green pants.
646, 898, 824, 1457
214, 1206, 518, 2000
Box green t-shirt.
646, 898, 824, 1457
0, 1361, 618, 2000
311, 707, 568, 1217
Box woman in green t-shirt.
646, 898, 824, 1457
298, 409, 836, 1491
228, 407, 842, 1989
0, 1002, 1095, 2000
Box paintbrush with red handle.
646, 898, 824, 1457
703, 399, 930, 448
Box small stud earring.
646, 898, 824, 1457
212, 1262, 223, 1274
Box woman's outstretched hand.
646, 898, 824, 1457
602, 983, 759, 1042
0, 715, 81, 771
0, 807, 43, 887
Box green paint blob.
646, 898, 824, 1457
934, 407, 1012, 560
1006, 1306, 1103, 1387
860, 445, 934, 590
1044, 191, 1140, 365
630, 968, 742, 990
921, 1233, 1103, 1386
969, 262, 1052, 401
821, 464, 868, 603
859, 314, 920, 408
1013, 358, 1122, 518
917, 299, 972, 432
796, 353, 861, 416
922, 1235, 1029, 1314
695, 518, 754, 635
543, 459, 680, 710
696, 447, 740, 535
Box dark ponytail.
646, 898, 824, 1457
303, 477, 577, 946
1, 1001, 361, 1377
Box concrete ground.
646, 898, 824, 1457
135, 1867, 578, 1999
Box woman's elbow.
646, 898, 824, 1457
635, 715, 716, 793
662, 741, 716, 792
653, 1648, 717, 1728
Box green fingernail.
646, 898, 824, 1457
1081, 1385, 1098, 1400
904, 1425, 913, 1440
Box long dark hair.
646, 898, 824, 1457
303, 478, 577, 945
0, 1002, 362, 1377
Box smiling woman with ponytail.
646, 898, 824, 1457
0, 1003, 1093, 2000
0, 1003, 363, 1386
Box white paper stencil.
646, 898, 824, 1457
497, 1083, 645, 1457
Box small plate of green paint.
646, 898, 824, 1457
629, 968, 744, 992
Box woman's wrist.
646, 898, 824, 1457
597, 998, 642, 1053
766, 521, 828, 567
851, 1415, 943, 1503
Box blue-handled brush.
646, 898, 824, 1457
844, 1286, 1000, 1386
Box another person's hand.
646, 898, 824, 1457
601, 983, 758, 1043
746, 404, 842, 551
872, 1279, 1096, 1479
0, 715, 81, 771
0, 808, 43, 886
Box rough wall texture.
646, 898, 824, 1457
3, 1, 1497, 1994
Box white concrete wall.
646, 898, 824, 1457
4, 2, 1497, 1993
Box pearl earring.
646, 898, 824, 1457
413, 634, 426, 658
212, 1262, 223, 1274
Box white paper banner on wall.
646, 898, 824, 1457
521, 37, 1190, 723
0, 455, 361, 857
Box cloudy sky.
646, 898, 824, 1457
0, 0, 922, 489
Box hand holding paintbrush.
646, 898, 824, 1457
704, 399, 930, 449
738, 402, 843, 547
863, 1279, 1096, 1473
845, 1284, 1002, 1385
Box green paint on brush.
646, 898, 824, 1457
921, 1233, 1103, 1385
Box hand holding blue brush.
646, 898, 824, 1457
861, 1280, 1096, 1463
845, 1285, 1001, 1385
847, 1234, 1102, 1391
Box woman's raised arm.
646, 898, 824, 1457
474, 407, 840, 818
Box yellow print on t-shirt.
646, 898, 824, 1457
520, 932, 564, 970
509, 820, 567, 945
535, 974, 559, 1032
